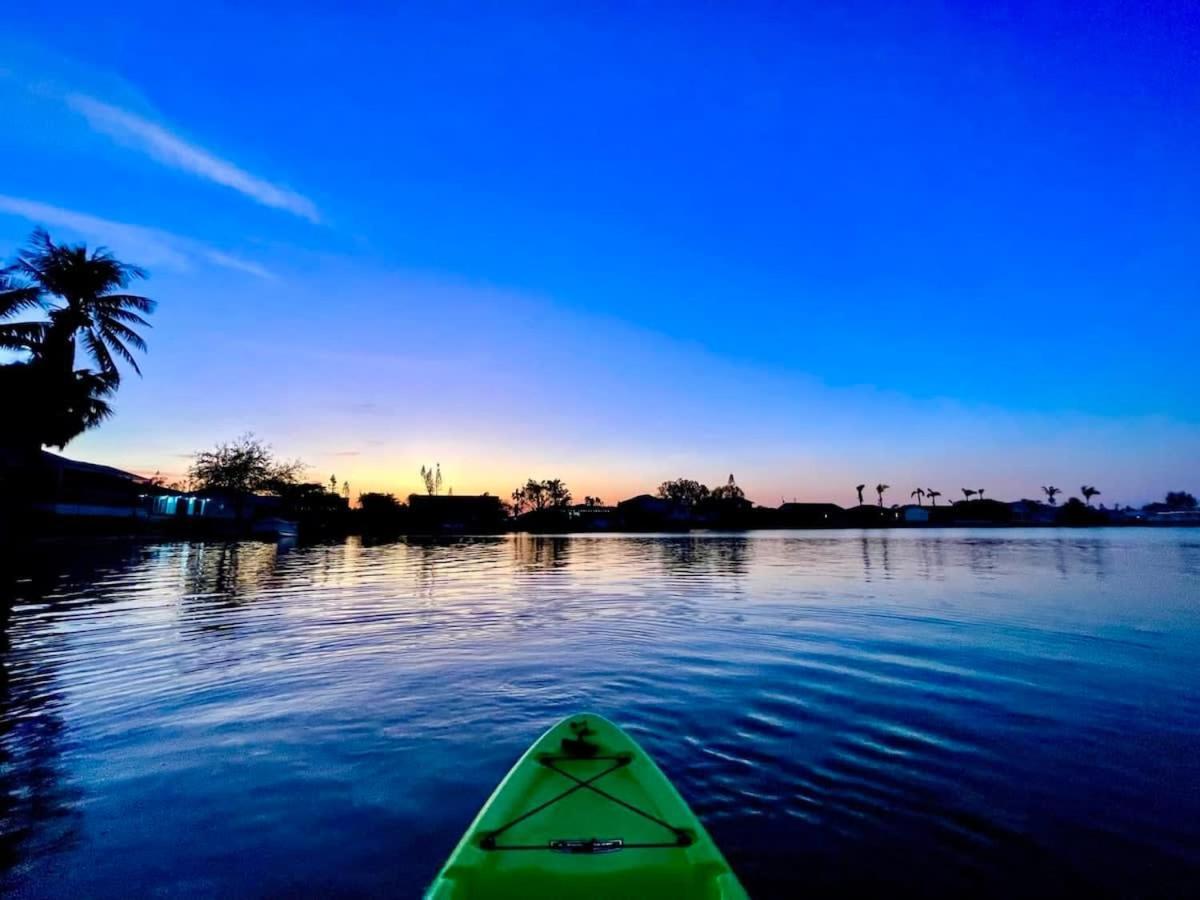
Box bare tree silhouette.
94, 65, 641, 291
419, 464, 444, 496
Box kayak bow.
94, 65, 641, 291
426, 713, 748, 898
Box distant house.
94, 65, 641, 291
1008, 500, 1056, 525
900, 505, 930, 524
25, 451, 297, 536
948, 498, 1012, 525
568, 504, 617, 531
844, 504, 900, 526
32, 451, 153, 520
148, 493, 220, 518
407, 494, 505, 533
713, 495, 754, 513
162, 489, 283, 523
617, 494, 692, 530
702, 495, 755, 529
618, 494, 670, 515
777, 503, 844, 528
1147, 509, 1200, 525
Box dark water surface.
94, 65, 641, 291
1, 530, 1198, 897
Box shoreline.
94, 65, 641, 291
6, 519, 1196, 548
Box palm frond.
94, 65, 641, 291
83, 394, 115, 426
10, 228, 55, 284
98, 306, 152, 327
98, 324, 145, 374
97, 292, 154, 313
83, 329, 120, 379
0, 320, 49, 351
0, 278, 44, 318
100, 320, 148, 352
74, 367, 119, 397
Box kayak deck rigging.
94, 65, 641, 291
479, 751, 694, 851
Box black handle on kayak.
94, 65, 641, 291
550, 838, 624, 854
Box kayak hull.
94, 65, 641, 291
426, 713, 748, 899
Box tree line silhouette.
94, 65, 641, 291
854, 484, 1103, 509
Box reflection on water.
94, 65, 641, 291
0, 530, 1198, 897
513, 534, 572, 571
0, 594, 78, 874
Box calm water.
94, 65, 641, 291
1, 530, 1198, 897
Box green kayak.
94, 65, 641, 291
426, 713, 748, 899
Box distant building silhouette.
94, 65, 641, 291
1008, 500, 1056, 525
33, 451, 151, 521
407, 494, 504, 533
777, 503, 844, 527
616, 494, 692, 530
18, 450, 297, 537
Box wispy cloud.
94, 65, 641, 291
0, 194, 274, 279
66, 94, 320, 223
202, 250, 274, 280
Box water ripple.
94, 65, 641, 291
0, 530, 1198, 897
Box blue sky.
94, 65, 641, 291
1, 2, 1197, 505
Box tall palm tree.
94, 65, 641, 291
1042, 486, 1061, 506
910, 488, 925, 506
855, 484, 865, 505
2, 231, 154, 453
2, 229, 154, 384
926, 489, 941, 506
962, 488, 976, 502
875, 483, 889, 507
1081, 485, 1100, 506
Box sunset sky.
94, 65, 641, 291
2, 3, 1197, 506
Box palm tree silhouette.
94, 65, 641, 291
1041, 486, 1061, 506
875, 483, 889, 507
2, 229, 154, 385
962, 489, 976, 502
910, 488, 925, 506
1081, 485, 1100, 506
855, 484, 865, 505
2, 232, 153, 451
977, 489, 986, 501
926, 489, 941, 506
